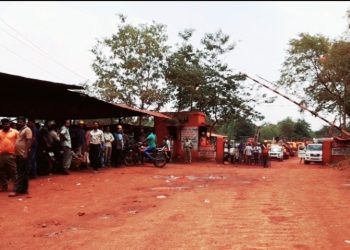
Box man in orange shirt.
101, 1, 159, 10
8, 117, 32, 197
0, 118, 19, 193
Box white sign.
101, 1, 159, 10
181, 127, 198, 150
198, 145, 216, 159
332, 147, 350, 156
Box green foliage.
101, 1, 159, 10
259, 118, 313, 141
216, 118, 256, 140
91, 15, 169, 110
279, 32, 350, 126
293, 119, 314, 139
278, 117, 295, 138
165, 29, 263, 128
314, 125, 331, 138
260, 123, 279, 141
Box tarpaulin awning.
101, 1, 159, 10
0, 72, 166, 119
0, 72, 83, 91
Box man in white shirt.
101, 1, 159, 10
88, 121, 104, 171
103, 126, 114, 166
244, 143, 253, 165
60, 120, 72, 175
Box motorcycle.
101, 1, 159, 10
124, 142, 167, 168
37, 147, 63, 175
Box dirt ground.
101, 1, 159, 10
1, 157, 350, 250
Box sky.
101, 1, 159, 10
0, 1, 349, 130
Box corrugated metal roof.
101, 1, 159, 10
0, 72, 83, 90
0, 72, 148, 119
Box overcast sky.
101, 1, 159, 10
0, 1, 349, 130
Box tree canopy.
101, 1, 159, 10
91, 15, 169, 111
259, 118, 313, 141
165, 29, 263, 129
279, 33, 350, 127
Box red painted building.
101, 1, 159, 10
154, 111, 225, 163
323, 137, 350, 164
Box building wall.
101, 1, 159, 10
155, 111, 224, 163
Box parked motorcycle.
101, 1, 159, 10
124, 142, 167, 168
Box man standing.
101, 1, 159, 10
113, 125, 126, 167
48, 121, 61, 174
238, 142, 245, 164
0, 118, 19, 195
163, 136, 171, 162
244, 143, 253, 165
10, 117, 32, 196
223, 139, 230, 163
183, 137, 193, 164
76, 120, 86, 156
59, 120, 72, 175
103, 126, 114, 166
262, 142, 270, 168
27, 119, 39, 178
88, 121, 104, 172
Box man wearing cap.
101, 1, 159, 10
8, 117, 32, 197
0, 118, 19, 194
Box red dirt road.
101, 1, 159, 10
1, 158, 350, 250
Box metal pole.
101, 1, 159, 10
242, 73, 342, 132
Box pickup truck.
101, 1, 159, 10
304, 143, 323, 164
269, 145, 284, 161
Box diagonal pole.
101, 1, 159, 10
242, 73, 342, 132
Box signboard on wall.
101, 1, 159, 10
198, 145, 216, 159
181, 127, 198, 150
332, 147, 350, 156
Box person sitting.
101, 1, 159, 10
143, 129, 157, 162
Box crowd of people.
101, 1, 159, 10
0, 117, 174, 198
224, 140, 270, 167
0, 116, 274, 198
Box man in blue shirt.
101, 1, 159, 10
144, 129, 156, 160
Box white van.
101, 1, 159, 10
304, 143, 323, 164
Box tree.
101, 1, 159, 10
294, 119, 313, 139
166, 29, 263, 131
91, 15, 169, 111
314, 125, 331, 138
279, 33, 350, 128
165, 29, 206, 112
232, 118, 257, 140
277, 117, 295, 139
216, 117, 257, 140
259, 123, 279, 141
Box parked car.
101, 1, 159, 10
304, 143, 323, 164
269, 145, 284, 161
